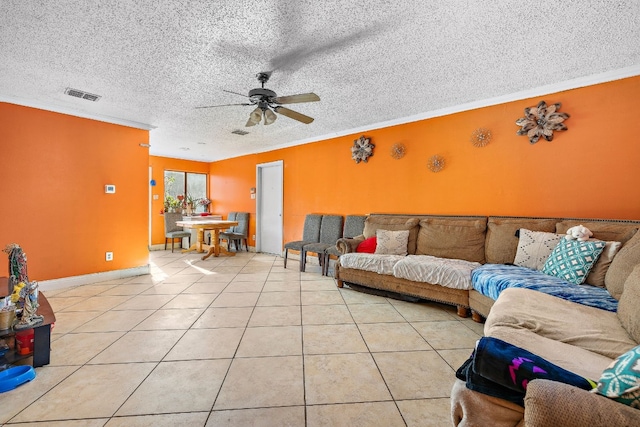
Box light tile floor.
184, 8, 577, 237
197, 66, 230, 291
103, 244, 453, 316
0, 251, 484, 426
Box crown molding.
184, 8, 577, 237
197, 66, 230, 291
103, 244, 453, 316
260, 64, 640, 155
0, 95, 156, 130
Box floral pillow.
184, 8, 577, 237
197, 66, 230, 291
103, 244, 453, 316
542, 239, 606, 285
374, 229, 410, 256
593, 345, 640, 408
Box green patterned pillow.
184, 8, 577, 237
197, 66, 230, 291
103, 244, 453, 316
542, 239, 606, 284
593, 345, 640, 408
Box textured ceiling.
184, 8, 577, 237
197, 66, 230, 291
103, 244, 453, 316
1, 1, 639, 161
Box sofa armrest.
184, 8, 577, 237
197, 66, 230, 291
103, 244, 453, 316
336, 235, 365, 254
524, 379, 640, 427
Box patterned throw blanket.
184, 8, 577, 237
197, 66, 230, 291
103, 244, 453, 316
456, 337, 597, 406
471, 264, 618, 312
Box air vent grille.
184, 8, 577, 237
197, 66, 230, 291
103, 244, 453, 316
232, 129, 249, 135
64, 87, 101, 102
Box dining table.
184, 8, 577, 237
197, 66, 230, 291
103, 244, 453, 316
175, 219, 239, 260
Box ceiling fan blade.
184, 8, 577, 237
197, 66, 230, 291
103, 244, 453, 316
274, 106, 314, 124
195, 103, 252, 109
273, 93, 320, 104
268, 23, 386, 73
223, 89, 250, 98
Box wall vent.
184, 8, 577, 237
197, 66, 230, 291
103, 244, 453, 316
232, 129, 249, 135
64, 87, 101, 102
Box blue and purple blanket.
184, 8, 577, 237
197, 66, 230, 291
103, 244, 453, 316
471, 264, 618, 312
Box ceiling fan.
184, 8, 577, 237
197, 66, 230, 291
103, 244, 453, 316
196, 72, 320, 127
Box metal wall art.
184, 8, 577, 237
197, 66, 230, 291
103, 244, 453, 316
351, 135, 375, 163
516, 101, 569, 144
470, 128, 492, 147
390, 143, 406, 159
427, 155, 445, 172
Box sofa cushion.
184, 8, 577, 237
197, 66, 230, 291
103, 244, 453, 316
416, 217, 487, 263
356, 236, 377, 253
485, 217, 557, 264
513, 229, 563, 270
606, 231, 640, 300
375, 229, 409, 256
542, 239, 606, 285
556, 221, 638, 244
471, 264, 618, 312
593, 345, 640, 408
585, 241, 622, 288
485, 287, 637, 362
392, 255, 480, 289
363, 216, 420, 254
339, 253, 404, 275
617, 264, 640, 343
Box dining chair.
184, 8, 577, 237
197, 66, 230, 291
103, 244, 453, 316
301, 214, 343, 272
219, 212, 249, 251
164, 212, 191, 252
322, 214, 367, 276
211, 212, 236, 245
283, 214, 323, 269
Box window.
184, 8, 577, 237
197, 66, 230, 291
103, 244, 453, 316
164, 171, 208, 213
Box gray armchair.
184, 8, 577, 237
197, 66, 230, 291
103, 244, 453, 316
323, 215, 366, 276
164, 212, 191, 252
219, 212, 249, 251
284, 214, 323, 269
301, 215, 344, 273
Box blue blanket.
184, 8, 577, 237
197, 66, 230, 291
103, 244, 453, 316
456, 337, 596, 406
471, 264, 618, 312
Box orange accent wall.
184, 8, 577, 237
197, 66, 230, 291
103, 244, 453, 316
149, 156, 210, 245
4, 76, 639, 280
210, 76, 640, 246
0, 103, 149, 280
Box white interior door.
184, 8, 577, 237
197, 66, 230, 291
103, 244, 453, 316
256, 161, 283, 255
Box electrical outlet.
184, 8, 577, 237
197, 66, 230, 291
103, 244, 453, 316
252, 235, 256, 240
105, 252, 113, 261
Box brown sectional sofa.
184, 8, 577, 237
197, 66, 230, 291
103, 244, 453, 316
335, 213, 640, 320
334, 213, 640, 425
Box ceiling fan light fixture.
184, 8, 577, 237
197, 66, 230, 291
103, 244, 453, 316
248, 107, 262, 125
264, 107, 277, 125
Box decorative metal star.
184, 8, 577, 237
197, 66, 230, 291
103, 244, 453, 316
516, 101, 569, 144
351, 135, 375, 163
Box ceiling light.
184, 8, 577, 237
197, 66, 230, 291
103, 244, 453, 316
249, 107, 262, 125
264, 108, 277, 125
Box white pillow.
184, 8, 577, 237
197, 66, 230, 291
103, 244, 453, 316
375, 229, 410, 256
514, 229, 563, 270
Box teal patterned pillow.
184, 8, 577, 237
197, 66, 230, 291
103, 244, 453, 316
542, 239, 606, 284
593, 345, 640, 408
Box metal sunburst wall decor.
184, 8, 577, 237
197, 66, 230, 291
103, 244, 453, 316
470, 128, 492, 147
351, 135, 375, 163
427, 155, 446, 172
516, 100, 570, 144
390, 143, 406, 159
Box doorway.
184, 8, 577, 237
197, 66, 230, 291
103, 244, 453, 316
256, 160, 283, 256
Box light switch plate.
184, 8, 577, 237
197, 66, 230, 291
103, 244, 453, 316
105, 184, 116, 194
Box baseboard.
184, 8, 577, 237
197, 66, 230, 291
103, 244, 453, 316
38, 265, 150, 291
